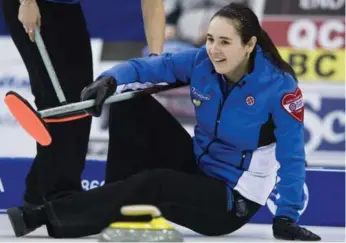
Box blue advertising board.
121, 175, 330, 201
0, 158, 344, 226
0, 0, 146, 41
304, 96, 345, 153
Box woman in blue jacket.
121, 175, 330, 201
9, 3, 320, 241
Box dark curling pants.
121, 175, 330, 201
43, 94, 261, 238
1, 0, 93, 204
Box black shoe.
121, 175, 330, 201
7, 207, 35, 237
273, 217, 321, 241
7, 204, 46, 237
23, 201, 40, 209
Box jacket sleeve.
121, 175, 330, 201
271, 74, 306, 222
97, 49, 199, 93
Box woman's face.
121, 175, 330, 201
206, 16, 254, 77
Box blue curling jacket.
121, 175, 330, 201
99, 45, 306, 222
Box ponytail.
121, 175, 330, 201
257, 28, 298, 80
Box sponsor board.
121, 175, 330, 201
0, 0, 147, 42
265, 0, 345, 15
303, 92, 345, 154
253, 168, 345, 226
262, 8, 345, 83
81, 179, 105, 191
262, 18, 345, 82
0, 158, 106, 210
263, 19, 345, 49
1, 0, 344, 42
277, 47, 344, 82
0, 158, 344, 226
0, 177, 4, 193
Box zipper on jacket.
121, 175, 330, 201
198, 78, 243, 166
239, 152, 246, 169
214, 84, 237, 137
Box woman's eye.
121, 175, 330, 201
221, 40, 230, 45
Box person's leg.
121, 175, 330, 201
106, 94, 196, 183
159, 192, 261, 236
25, 168, 260, 238
2, 0, 93, 204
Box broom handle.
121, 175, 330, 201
34, 29, 67, 103
39, 91, 140, 118
39, 84, 181, 118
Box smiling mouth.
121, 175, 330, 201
214, 59, 226, 63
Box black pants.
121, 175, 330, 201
1, 0, 93, 204
43, 95, 261, 238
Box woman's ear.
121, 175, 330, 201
247, 36, 257, 54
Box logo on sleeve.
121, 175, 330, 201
191, 87, 211, 101
191, 87, 211, 108
246, 96, 255, 106
281, 88, 304, 122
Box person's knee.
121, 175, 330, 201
131, 169, 177, 195
135, 169, 173, 183
125, 169, 172, 203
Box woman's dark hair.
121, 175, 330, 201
211, 3, 297, 80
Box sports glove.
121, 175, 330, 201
80, 76, 117, 117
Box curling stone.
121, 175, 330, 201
99, 205, 184, 242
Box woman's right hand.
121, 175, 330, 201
18, 0, 41, 42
